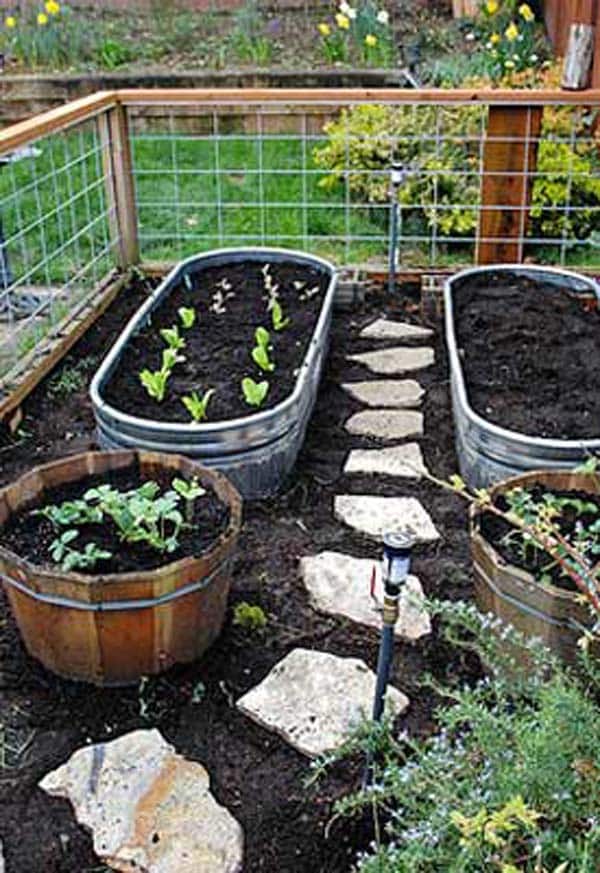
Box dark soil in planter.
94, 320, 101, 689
0, 274, 476, 873
103, 259, 330, 423
479, 484, 599, 593
0, 463, 230, 575
453, 271, 600, 439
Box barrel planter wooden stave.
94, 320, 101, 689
0, 450, 242, 685
471, 469, 600, 664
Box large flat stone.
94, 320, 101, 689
300, 551, 431, 641
341, 380, 424, 409
360, 318, 433, 342
344, 443, 428, 478
345, 410, 423, 440
39, 730, 243, 873
348, 347, 434, 375
334, 495, 440, 542
237, 648, 409, 757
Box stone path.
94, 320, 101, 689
233, 317, 437, 758
40, 729, 244, 873
237, 648, 409, 757
341, 379, 424, 408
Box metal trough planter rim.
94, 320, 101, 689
90, 246, 338, 438
444, 263, 600, 453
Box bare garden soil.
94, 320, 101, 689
453, 271, 600, 440
0, 464, 230, 575
0, 274, 475, 873
103, 259, 330, 423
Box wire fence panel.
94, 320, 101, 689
127, 96, 600, 272
0, 114, 118, 391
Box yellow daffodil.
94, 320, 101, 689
485, 0, 498, 13
45, 0, 60, 14
505, 21, 519, 41
504, 59, 515, 68
518, 3, 534, 22
336, 12, 350, 29
37, 12, 48, 24
318, 22, 331, 36
490, 32, 501, 44
4, 15, 16, 28
365, 33, 377, 47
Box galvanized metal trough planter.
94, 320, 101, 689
445, 265, 600, 489
90, 248, 338, 499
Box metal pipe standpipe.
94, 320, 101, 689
388, 162, 407, 297
372, 527, 416, 721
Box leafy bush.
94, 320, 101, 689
314, 600, 600, 872
313, 61, 600, 244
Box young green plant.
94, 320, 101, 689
271, 300, 290, 331
251, 326, 275, 372
172, 476, 206, 523
178, 307, 196, 329
242, 377, 269, 408
182, 389, 215, 422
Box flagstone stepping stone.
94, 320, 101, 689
344, 443, 428, 478
300, 551, 431, 641
348, 347, 434, 375
334, 495, 440, 542
237, 648, 409, 757
360, 318, 433, 342
341, 379, 424, 409
345, 410, 423, 440
39, 729, 244, 873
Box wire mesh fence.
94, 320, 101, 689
126, 95, 600, 271
1, 89, 600, 410
0, 114, 117, 389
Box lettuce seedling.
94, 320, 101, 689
242, 377, 269, 407
182, 389, 215, 422
172, 476, 206, 522
252, 326, 275, 372
178, 307, 196, 329
49, 530, 111, 572
271, 300, 290, 331
140, 367, 170, 402
161, 347, 185, 370
160, 325, 186, 351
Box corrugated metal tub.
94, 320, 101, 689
90, 248, 338, 499
445, 265, 600, 489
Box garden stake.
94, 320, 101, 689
388, 162, 407, 297
364, 527, 416, 788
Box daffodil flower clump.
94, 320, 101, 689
463, 0, 544, 82
316, 1, 394, 66
1, 2, 85, 71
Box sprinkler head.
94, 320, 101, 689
382, 527, 416, 593
390, 162, 407, 188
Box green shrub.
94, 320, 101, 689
232, 601, 268, 632
313, 600, 600, 872
312, 87, 600, 245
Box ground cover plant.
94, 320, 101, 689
101, 258, 331, 422
315, 600, 600, 872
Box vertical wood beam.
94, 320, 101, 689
98, 103, 139, 268
477, 105, 542, 265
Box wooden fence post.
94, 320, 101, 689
98, 102, 139, 268
476, 105, 542, 265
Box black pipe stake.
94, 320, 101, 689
363, 527, 416, 789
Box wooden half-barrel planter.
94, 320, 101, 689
470, 469, 600, 664
0, 450, 242, 685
